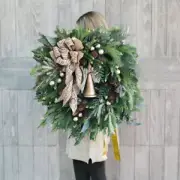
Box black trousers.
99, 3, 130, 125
73, 159, 107, 180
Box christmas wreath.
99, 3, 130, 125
31, 27, 143, 144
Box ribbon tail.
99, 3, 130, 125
111, 129, 121, 161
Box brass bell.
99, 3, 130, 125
83, 64, 96, 98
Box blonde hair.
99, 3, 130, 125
76, 11, 108, 30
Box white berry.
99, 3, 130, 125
72, 37, 76, 41
100, 99, 104, 103
90, 46, 95, 51
115, 66, 119, 69
120, 52, 123, 56
122, 40, 126, 44
49, 81, 55, 86
60, 72, 64, 77
96, 44, 101, 48
73, 117, 78, 121
106, 101, 111, 106
78, 113, 83, 117
54, 98, 60, 103
98, 49, 104, 55
116, 69, 121, 74
105, 96, 108, 100
57, 78, 62, 83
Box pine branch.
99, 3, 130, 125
38, 34, 53, 48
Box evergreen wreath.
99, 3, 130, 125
31, 27, 143, 144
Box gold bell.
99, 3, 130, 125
83, 64, 96, 98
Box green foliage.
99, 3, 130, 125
38, 34, 53, 48
109, 27, 127, 42
30, 26, 143, 144
54, 27, 69, 39
104, 46, 123, 67
71, 27, 89, 40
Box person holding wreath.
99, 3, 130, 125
66, 11, 110, 180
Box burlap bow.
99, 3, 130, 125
50, 37, 84, 114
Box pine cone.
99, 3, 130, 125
73, 103, 86, 116
108, 91, 117, 103
78, 103, 86, 111
91, 51, 99, 58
